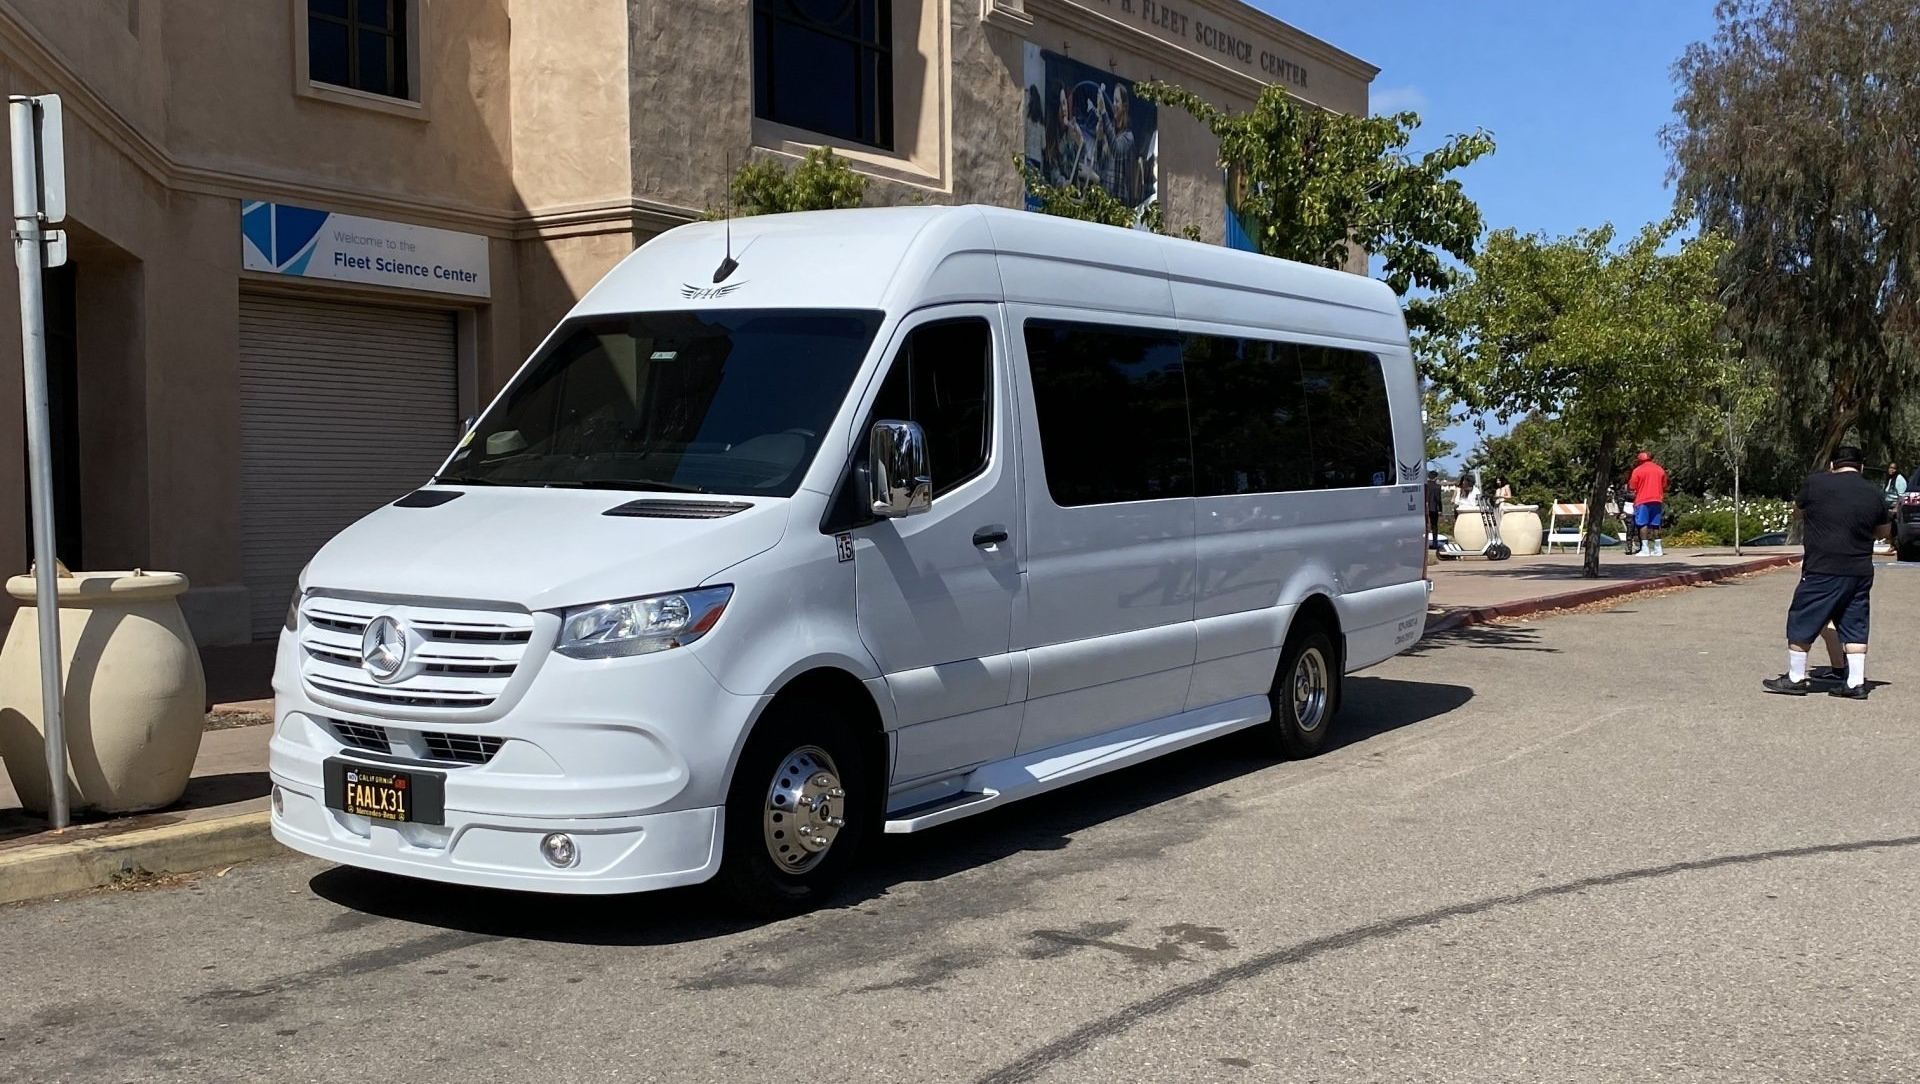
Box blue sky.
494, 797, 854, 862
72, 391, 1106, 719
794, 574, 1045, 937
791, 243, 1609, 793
1249, 1, 1723, 466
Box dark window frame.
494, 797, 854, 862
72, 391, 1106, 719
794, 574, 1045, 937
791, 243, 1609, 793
1022, 318, 1196, 509
309, 0, 410, 101
1020, 317, 1399, 508
865, 316, 995, 500
752, 0, 895, 150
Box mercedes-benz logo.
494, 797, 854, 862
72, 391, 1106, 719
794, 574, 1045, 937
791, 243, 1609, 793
362, 616, 410, 683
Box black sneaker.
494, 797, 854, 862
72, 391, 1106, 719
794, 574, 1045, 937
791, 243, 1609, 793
1762, 675, 1812, 695
1810, 665, 1849, 683
1828, 683, 1870, 700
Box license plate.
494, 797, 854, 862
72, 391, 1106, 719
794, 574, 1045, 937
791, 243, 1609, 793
324, 759, 445, 825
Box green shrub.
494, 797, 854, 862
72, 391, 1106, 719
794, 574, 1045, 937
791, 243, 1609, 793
1665, 529, 1717, 548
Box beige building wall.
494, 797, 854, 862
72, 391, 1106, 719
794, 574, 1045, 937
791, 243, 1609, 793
0, 0, 532, 640
0, 0, 1373, 641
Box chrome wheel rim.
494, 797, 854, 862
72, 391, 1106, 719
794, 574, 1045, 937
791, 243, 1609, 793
1292, 647, 1330, 733
762, 746, 845, 874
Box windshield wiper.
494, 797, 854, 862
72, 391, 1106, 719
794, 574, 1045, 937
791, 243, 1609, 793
543, 478, 712, 494
433, 475, 507, 486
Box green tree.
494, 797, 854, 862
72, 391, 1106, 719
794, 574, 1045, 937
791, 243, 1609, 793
1430, 219, 1733, 576
712, 148, 867, 217
1712, 353, 1778, 552
1015, 159, 1200, 239
1470, 414, 1597, 512
1666, 0, 1920, 474
1423, 385, 1459, 465
1137, 80, 1494, 339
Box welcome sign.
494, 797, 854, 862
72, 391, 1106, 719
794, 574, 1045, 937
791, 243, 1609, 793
242, 200, 491, 298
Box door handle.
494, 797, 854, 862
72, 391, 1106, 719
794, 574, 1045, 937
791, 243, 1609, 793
972, 527, 1009, 547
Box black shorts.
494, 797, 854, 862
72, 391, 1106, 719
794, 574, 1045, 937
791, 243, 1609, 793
1786, 572, 1873, 645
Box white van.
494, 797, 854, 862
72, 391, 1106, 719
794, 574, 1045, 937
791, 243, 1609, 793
268, 205, 1429, 913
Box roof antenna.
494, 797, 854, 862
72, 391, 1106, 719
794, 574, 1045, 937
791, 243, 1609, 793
714, 152, 740, 284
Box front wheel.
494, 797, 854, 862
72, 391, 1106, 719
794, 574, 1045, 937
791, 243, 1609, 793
713, 700, 872, 917
1252, 624, 1340, 760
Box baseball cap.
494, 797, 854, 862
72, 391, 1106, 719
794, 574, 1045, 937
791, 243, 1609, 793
1832, 445, 1864, 466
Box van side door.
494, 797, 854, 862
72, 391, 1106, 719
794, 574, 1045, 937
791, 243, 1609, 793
847, 307, 1025, 785
1008, 313, 1199, 753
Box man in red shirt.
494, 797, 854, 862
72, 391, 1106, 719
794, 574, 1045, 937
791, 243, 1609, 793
1628, 451, 1669, 556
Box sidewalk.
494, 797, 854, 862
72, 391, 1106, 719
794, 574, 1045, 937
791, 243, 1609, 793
0, 547, 1812, 905
1425, 545, 1806, 630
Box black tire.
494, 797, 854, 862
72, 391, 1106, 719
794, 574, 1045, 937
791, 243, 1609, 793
1900, 541, 1920, 564
1251, 623, 1341, 760
712, 698, 873, 917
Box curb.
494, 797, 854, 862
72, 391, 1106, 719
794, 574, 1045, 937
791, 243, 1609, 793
1426, 554, 1802, 634
0, 810, 278, 907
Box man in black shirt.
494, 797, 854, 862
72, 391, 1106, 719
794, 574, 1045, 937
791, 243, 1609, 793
1425, 470, 1444, 551
1763, 446, 1896, 698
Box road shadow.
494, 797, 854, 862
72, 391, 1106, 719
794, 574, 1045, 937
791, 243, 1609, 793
1404, 622, 1556, 656
308, 676, 1474, 946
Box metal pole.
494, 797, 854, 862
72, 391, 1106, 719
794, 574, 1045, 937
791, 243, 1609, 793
11, 97, 68, 828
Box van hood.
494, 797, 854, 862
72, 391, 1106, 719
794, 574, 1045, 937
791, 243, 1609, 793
300, 487, 792, 612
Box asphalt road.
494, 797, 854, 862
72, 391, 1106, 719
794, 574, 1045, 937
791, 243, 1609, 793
7, 566, 1920, 1083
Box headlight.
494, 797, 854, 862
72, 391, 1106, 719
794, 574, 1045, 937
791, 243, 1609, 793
556, 586, 733, 660
285, 590, 302, 632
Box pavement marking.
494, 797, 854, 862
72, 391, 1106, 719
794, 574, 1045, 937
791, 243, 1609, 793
977, 830, 1920, 1084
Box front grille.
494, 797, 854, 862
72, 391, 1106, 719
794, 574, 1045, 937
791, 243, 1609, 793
298, 597, 536, 715
422, 732, 506, 765
331, 720, 392, 754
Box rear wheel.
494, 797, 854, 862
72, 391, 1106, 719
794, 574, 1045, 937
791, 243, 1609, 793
1252, 623, 1341, 760
713, 699, 872, 917
1899, 542, 1920, 564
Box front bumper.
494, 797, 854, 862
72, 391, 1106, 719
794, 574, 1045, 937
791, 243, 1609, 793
268, 626, 762, 893
269, 788, 722, 894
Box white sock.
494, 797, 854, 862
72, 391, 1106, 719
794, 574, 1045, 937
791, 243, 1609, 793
1848, 653, 1866, 689
1788, 650, 1807, 682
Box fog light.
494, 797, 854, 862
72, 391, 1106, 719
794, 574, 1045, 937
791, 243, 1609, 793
271, 786, 285, 816
540, 832, 579, 869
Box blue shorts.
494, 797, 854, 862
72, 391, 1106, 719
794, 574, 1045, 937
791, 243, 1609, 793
1786, 573, 1873, 645
1634, 501, 1663, 528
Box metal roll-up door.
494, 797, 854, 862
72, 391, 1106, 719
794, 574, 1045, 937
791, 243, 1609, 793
240, 294, 458, 640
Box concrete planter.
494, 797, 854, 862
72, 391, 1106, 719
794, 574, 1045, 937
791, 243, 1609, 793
0, 571, 207, 814
1453, 506, 1543, 555
1502, 506, 1544, 556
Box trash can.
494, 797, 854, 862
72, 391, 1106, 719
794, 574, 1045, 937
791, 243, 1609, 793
0, 571, 207, 814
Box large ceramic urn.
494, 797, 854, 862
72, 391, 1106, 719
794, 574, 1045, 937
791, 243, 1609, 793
0, 570, 207, 814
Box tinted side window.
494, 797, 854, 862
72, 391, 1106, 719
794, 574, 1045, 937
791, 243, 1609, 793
1184, 334, 1313, 496
868, 318, 992, 497
1024, 320, 1191, 506
1299, 345, 1395, 489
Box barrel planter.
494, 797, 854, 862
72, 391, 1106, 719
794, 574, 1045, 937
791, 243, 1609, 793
1451, 508, 1487, 551
0, 571, 206, 814
1501, 505, 1544, 556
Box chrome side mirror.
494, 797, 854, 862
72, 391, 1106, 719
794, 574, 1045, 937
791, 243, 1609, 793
869, 420, 932, 518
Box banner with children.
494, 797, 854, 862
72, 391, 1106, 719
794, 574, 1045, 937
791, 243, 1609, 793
1022, 43, 1160, 229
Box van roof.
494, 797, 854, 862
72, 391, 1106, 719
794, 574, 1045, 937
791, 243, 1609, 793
573, 205, 1407, 336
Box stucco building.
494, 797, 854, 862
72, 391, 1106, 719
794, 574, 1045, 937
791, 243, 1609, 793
0, 0, 1374, 644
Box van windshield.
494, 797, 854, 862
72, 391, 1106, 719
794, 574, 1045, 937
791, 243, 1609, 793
441, 309, 882, 497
